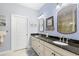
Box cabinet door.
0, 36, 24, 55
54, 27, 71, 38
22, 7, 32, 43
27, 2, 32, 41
31, 37, 35, 49
44, 41, 61, 56
31, 40, 35, 48
32, 41, 36, 50
38, 43, 44, 56
44, 46, 55, 56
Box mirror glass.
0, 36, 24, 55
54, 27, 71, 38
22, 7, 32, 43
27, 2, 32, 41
39, 19, 44, 32
57, 4, 77, 34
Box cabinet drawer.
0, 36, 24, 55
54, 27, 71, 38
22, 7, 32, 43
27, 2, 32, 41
37, 43, 44, 56
38, 43, 44, 51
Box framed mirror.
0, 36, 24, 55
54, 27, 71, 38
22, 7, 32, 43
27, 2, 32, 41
39, 19, 44, 32
46, 16, 54, 31
57, 4, 77, 34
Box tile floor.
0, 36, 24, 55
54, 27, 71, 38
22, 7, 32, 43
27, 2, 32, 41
0, 48, 38, 56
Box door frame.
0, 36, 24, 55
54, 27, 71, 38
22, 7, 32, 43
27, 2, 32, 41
11, 14, 29, 51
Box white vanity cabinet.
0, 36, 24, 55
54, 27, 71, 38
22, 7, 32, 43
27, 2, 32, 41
41, 40, 61, 56
31, 37, 40, 55
44, 40, 77, 56
31, 36, 77, 56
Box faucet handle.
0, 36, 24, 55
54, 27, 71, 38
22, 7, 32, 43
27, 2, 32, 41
60, 35, 63, 38
62, 36, 65, 43
59, 35, 63, 41
66, 38, 68, 44
46, 33, 48, 37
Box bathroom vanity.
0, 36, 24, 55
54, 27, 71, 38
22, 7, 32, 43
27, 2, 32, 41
31, 4, 79, 56
31, 34, 79, 56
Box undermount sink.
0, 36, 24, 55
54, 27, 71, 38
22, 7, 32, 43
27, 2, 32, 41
53, 41, 68, 46
35, 35, 39, 37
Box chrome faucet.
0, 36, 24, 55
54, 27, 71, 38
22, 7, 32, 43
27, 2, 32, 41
59, 37, 61, 42
59, 35, 63, 42
66, 38, 68, 44
60, 35, 68, 44
59, 35, 65, 43
62, 36, 65, 43
63, 35, 69, 44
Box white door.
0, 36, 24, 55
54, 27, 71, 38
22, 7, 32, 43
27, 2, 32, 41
11, 15, 28, 50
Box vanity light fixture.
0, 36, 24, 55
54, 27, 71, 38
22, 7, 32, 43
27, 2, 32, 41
56, 3, 62, 10
56, 5, 61, 9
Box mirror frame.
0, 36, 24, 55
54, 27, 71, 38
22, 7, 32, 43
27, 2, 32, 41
46, 16, 54, 31
57, 4, 77, 34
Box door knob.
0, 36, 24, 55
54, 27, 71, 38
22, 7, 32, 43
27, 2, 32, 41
6, 30, 8, 32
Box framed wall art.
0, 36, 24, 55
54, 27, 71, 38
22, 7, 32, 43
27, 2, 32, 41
0, 15, 6, 31
57, 4, 77, 34
46, 16, 54, 31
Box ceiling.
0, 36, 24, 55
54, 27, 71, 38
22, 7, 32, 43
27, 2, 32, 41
18, 3, 45, 11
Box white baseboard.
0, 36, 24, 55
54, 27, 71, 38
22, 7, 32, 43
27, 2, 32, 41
0, 50, 13, 55
0, 48, 28, 55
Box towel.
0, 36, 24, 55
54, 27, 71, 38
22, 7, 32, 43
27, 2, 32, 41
0, 31, 6, 45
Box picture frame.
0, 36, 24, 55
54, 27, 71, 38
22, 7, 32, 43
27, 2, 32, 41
57, 4, 77, 34
0, 15, 6, 31
46, 16, 54, 31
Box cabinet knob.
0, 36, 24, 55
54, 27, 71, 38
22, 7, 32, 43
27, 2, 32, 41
52, 53, 55, 56
54, 54, 55, 56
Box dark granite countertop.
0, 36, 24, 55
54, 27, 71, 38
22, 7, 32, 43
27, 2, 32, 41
31, 34, 79, 55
